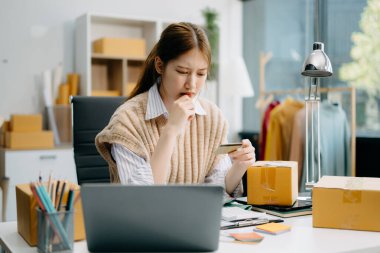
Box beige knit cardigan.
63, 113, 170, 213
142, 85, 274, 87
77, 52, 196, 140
95, 92, 229, 183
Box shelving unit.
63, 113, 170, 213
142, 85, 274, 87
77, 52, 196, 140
75, 13, 163, 97
75, 13, 219, 104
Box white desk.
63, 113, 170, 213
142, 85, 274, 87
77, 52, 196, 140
1, 216, 380, 253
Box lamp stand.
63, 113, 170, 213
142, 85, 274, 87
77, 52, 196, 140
305, 77, 321, 191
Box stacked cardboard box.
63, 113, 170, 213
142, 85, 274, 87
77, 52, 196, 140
5, 114, 54, 149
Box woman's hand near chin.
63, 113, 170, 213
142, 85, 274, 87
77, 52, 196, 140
166, 94, 196, 135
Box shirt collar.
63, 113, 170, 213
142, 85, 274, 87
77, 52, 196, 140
145, 82, 206, 120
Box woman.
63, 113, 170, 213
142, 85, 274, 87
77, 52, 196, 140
96, 22, 255, 196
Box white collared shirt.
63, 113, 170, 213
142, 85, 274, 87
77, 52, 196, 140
145, 83, 206, 120
111, 83, 241, 196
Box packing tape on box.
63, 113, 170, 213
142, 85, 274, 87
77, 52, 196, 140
343, 178, 363, 204
341, 178, 363, 229
260, 167, 276, 191
260, 166, 277, 203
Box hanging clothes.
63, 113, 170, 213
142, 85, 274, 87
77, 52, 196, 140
265, 98, 304, 161
289, 107, 305, 188
259, 100, 280, 160
319, 101, 351, 176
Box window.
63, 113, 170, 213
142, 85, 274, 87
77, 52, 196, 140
327, 0, 380, 134
243, 0, 379, 135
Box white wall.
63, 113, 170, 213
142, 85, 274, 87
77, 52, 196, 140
0, 0, 244, 140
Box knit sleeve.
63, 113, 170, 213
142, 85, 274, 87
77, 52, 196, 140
95, 95, 151, 182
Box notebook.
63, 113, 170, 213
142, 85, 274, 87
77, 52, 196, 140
250, 200, 312, 218
81, 184, 224, 252
221, 206, 265, 221
235, 197, 312, 218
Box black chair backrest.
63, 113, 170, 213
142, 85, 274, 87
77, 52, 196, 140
71, 96, 126, 185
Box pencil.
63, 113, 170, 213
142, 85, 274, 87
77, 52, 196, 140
47, 171, 52, 198
57, 181, 66, 211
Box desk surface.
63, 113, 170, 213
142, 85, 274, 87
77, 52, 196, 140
1, 217, 380, 253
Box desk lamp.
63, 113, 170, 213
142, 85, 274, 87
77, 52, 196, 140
301, 42, 332, 190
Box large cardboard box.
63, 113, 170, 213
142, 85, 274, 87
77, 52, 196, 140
93, 38, 146, 58
5, 131, 54, 149
16, 183, 86, 246
10, 114, 42, 132
313, 176, 380, 232
247, 161, 298, 206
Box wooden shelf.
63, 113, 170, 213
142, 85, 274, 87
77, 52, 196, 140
92, 53, 146, 61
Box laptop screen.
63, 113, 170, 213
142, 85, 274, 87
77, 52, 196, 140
81, 184, 224, 252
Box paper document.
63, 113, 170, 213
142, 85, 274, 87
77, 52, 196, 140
222, 207, 265, 221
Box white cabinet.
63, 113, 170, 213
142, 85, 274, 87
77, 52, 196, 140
0, 146, 77, 221
75, 13, 169, 97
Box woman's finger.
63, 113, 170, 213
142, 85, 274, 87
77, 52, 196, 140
229, 146, 255, 158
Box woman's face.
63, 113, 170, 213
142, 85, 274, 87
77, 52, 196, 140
158, 48, 208, 104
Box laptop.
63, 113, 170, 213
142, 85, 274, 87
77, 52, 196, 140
81, 184, 224, 252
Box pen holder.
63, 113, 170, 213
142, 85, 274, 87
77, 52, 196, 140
37, 208, 74, 253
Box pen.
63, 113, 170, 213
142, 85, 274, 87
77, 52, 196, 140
221, 218, 284, 230
269, 219, 284, 223
55, 180, 61, 208
66, 188, 74, 211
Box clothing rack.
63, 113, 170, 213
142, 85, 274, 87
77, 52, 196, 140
257, 52, 356, 176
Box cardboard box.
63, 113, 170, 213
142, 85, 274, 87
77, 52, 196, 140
10, 114, 42, 132
5, 131, 54, 149
247, 161, 298, 206
91, 64, 108, 91
93, 38, 146, 58
16, 183, 86, 246
313, 176, 380, 232
91, 90, 120, 96
127, 62, 143, 83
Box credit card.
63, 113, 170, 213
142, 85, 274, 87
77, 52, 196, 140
215, 143, 242, 154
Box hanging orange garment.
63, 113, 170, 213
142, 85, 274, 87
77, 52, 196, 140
289, 107, 305, 188
259, 101, 280, 160
264, 98, 304, 161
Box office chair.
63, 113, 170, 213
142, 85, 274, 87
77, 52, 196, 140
71, 96, 126, 185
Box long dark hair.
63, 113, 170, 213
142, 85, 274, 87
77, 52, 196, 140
129, 22, 211, 99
